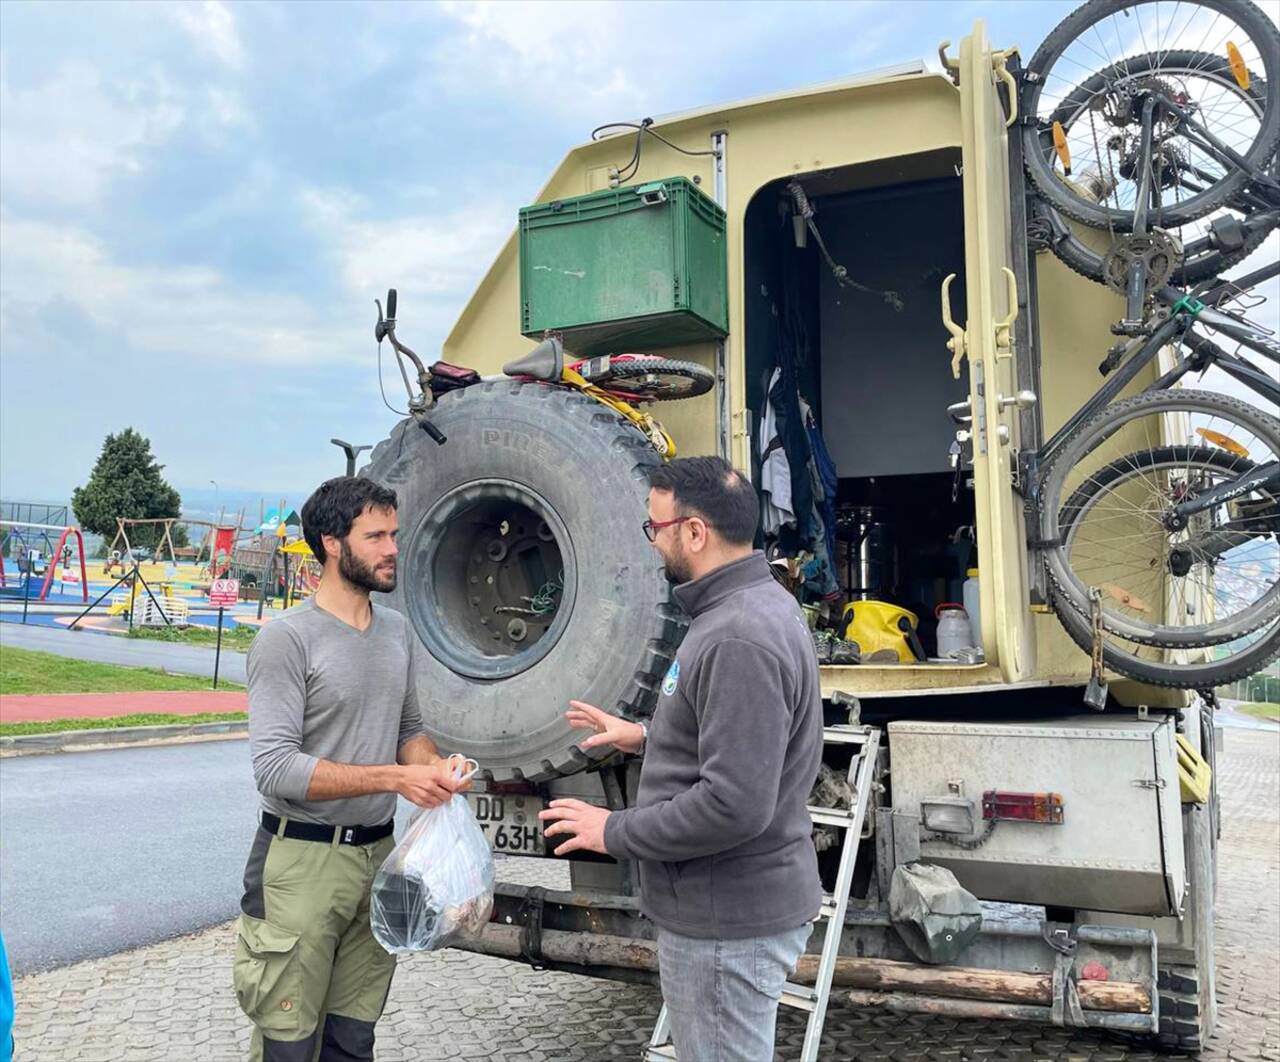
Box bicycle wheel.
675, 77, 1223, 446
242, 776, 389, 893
591, 357, 715, 402
1023, 1, 1280, 231
1043, 389, 1280, 686
1056, 444, 1280, 643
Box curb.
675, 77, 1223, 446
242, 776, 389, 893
0, 719, 248, 757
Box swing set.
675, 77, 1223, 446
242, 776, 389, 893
0, 520, 89, 602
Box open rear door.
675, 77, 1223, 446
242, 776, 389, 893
954, 22, 1036, 681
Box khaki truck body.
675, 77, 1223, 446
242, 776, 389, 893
374, 21, 1221, 1051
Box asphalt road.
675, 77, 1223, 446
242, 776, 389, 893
0, 740, 259, 975
0, 622, 247, 684
0, 738, 429, 977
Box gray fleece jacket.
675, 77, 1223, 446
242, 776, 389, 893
603, 550, 824, 939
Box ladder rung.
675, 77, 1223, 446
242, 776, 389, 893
822, 727, 870, 745
808, 806, 856, 828
819, 897, 840, 921
781, 982, 818, 1011
644, 1046, 678, 1061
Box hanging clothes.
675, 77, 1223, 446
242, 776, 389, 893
758, 367, 795, 536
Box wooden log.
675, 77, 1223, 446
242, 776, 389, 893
454, 925, 1148, 1014
792, 955, 1149, 1013
453, 923, 658, 971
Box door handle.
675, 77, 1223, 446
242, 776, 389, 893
941, 273, 968, 380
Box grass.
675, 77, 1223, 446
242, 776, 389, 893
1234, 701, 1280, 723
0, 647, 242, 695
0, 711, 248, 737
127, 622, 258, 652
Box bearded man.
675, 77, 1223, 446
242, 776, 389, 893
235, 477, 468, 1061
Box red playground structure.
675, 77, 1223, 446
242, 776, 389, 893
0, 520, 89, 602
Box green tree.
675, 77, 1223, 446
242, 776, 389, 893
72, 429, 184, 552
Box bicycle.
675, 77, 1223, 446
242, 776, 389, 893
1019, 0, 1280, 329
1012, 268, 1280, 688
501, 338, 714, 458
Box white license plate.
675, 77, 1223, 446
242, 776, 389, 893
466, 792, 546, 855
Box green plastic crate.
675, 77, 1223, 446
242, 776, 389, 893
519, 177, 728, 354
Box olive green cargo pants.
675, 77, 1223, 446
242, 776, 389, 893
233, 822, 397, 1062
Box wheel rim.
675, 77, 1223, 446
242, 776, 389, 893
404, 479, 577, 680
1024, 2, 1278, 228
1060, 446, 1280, 645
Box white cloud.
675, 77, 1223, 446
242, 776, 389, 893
0, 60, 185, 207
300, 187, 512, 321
169, 0, 245, 70
0, 214, 330, 366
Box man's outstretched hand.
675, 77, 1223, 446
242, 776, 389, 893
566, 700, 644, 755
539, 798, 610, 856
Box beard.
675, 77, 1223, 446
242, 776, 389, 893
339, 539, 396, 593
658, 540, 693, 585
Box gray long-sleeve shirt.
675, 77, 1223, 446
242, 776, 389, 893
246, 598, 426, 826
603, 551, 824, 939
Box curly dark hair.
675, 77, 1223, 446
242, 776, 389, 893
300, 477, 397, 563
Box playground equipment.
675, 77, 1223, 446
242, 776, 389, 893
109, 579, 191, 626
281, 537, 321, 608
103, 517, 184, 573
0, 520, 88, 602
194, 512, 244, 580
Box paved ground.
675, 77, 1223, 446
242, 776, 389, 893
9, 729, 1278, 1060
0, 623, 248, 684
0, 690, 248, 723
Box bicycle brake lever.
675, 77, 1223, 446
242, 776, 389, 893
375, 299, 392, 343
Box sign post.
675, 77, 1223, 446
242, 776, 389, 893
208, 578, 240, 689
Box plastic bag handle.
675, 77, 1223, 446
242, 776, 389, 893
446, 753, 480, 784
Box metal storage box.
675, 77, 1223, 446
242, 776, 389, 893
887, 716, 1186, 916
518, 177, 728, 354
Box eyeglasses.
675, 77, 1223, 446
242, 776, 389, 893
642, 516, 693, 542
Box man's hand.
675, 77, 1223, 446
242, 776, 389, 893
395, 760, 471, 809
566, 700, 644, 755
538, 798, 611, 856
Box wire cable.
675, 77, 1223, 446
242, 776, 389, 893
376, 340, 410, 418
590, 118, 720, 187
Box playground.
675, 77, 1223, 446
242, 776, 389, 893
0, 507, 319, 640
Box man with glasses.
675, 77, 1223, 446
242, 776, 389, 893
540, 456, 824, 1061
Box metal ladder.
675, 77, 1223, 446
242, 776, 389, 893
644, 724, 882, 1061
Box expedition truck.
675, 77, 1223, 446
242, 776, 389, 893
359, 5, 1280, 1052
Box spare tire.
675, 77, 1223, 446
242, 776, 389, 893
361, 380, 687, 782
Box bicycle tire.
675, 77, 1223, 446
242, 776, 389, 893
594, 358, 715, 402
1023, 0, 1280, 231
1050, 586, 1280, 687
1042, 389, 1280, 687
1056, 444, 1280, 645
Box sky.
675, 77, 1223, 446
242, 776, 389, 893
2, 0, 1257, 505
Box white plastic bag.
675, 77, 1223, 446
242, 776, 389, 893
370, 761, 494, 954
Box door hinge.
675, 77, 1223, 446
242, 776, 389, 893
1132, 778, 1168, 791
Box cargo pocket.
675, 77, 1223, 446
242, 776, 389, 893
233, 915, 304, 1036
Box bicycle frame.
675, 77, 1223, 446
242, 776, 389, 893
1025, 294, 1279, 518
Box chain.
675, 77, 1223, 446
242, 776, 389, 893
923, 818, 998, 850
1088, 109, 1118, 247
1089, 585, 1105, 679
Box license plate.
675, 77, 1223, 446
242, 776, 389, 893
466, 792, 546, 855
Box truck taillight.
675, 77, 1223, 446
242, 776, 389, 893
982, 790, 1064, 824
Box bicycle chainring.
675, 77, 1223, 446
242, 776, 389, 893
1101, 230, 1183, 294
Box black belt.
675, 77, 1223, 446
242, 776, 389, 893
260, 812, 394, 846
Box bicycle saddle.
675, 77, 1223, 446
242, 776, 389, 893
502, 337, 563, 381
